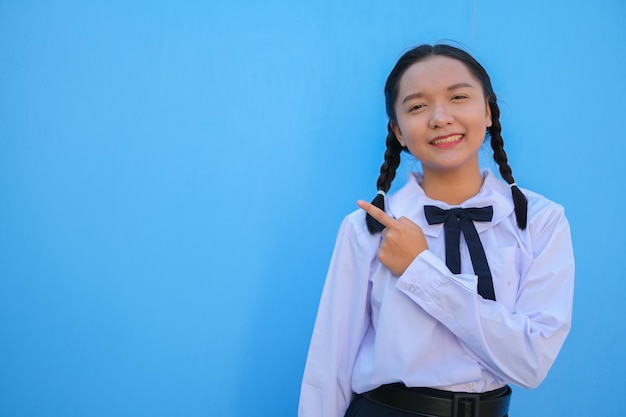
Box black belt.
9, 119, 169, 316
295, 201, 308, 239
360, 383, 511, 417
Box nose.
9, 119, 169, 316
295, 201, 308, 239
428, 102, 454, 128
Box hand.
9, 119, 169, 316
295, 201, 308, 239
357, 200, 428, 276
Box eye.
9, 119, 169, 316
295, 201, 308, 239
452, 94, 469, 100
408, 103, 425, 112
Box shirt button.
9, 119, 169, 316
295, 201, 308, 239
466, 382, 474, 389
408, 285, 416, 293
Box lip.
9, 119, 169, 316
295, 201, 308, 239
429, 133, 464, 147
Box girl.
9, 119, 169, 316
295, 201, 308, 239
299, 44, 574, 417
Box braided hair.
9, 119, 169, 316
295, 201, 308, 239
366, 44, 527, 234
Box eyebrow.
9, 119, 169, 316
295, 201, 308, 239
401, 82, 476, 104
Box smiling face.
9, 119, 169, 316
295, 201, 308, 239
391, 55, 492, 178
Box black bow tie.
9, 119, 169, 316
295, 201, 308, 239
423, 205, 496, 301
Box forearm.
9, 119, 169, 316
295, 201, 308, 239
396, 249, 574, 388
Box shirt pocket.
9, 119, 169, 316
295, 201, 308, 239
487, 246, 521, 311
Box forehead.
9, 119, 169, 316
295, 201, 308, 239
398, 55, 481, 95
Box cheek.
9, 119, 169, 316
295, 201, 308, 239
466, 109, 491, 131
397, 117, 428, 139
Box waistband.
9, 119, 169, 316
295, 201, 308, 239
360, 383, 511, 417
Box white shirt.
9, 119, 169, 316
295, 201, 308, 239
298, 170, 575, 417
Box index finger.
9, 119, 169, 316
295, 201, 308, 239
357, 200, 397, 228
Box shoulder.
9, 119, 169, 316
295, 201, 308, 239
517, 188, 572, 256
326, 207, 384, 266
482, 171, 567, 231
521, 187, 568, 230
340, 208, 382, 250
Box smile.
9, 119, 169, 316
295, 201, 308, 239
430, 134, 463, 145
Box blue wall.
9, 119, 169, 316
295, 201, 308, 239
1, 1, 624, 416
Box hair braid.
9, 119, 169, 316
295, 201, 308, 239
488, 101, 528, 229
365, 123, 404, 233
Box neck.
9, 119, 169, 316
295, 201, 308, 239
420, 166, 484, 205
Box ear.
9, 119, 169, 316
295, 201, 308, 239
390, 120, 406, 148
485, 100, 492, 128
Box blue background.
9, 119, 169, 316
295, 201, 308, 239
1, 1, 624, 416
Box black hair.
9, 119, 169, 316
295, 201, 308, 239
365, 44, 528, 233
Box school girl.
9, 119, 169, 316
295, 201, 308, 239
298, 44, 575, 417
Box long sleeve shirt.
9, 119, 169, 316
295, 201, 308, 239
299, 169, 575, 417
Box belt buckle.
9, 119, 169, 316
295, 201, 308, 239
452, 392, 480, 417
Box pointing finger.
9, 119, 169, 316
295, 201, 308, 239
357, 200, 397, 228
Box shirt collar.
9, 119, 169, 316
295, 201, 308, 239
386, 169, 515, 237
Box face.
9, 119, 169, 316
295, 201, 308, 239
391, 55, 492, 177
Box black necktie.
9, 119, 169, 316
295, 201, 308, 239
423, 205, 496, 301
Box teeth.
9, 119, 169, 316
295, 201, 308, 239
431, 134, 463, 145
